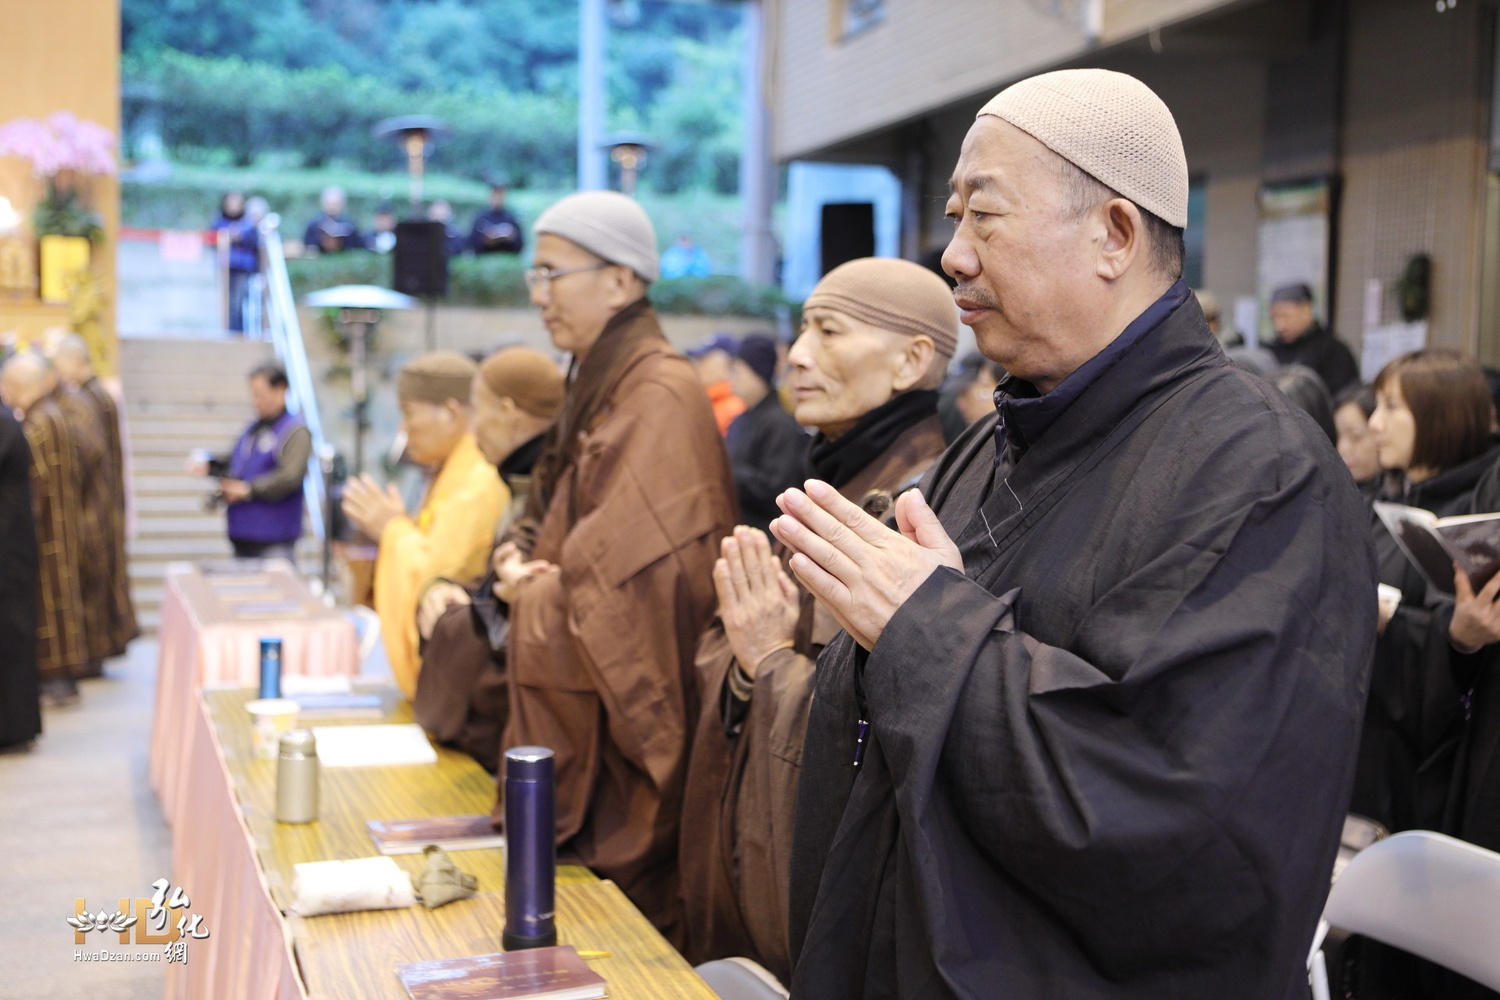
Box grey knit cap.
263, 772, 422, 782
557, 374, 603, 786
533, 191, 660, 283
978, 68, 1189, 228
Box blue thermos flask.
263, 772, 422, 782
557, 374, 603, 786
502, 746, 557, 951
258, 637, 283, 700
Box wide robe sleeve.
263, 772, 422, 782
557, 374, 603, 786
376, 460, 507, 699
847, 448, 1375, 989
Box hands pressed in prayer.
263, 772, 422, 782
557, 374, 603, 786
490, 540, 557, 604
714, 526, 800, 678
769, 480, 962, 650
1450, 562, 1500, 653
219, 478, 251, 504
341, 473, 408, 541
418, 582, 470, 641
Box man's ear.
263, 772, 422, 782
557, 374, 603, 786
891, 335, 937, 393
1096, 197, 1144, 282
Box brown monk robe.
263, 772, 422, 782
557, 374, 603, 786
680, 256, 958, 981
1, 355, 88, 703
55, 387, 114, 675
491, 189, 736, 948
54, 336, 138, 658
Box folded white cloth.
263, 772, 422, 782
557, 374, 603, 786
289, 856, 416, 916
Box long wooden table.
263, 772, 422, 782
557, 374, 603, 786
151, 561, 359, 829
191, 688, 717, 999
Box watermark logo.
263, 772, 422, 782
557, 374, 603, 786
70, 878, 210, 965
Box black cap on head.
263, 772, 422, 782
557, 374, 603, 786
1271, 283, 1314, 306
735, 334, 779, 388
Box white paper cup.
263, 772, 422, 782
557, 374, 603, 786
246, 698, 300, 759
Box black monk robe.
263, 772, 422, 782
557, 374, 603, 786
788, 292, 1376, 1000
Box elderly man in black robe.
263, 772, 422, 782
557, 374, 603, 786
771, 69, 1376, 1000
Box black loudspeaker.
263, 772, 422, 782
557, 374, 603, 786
393, 221, 449, 297
819, 202, 876, 276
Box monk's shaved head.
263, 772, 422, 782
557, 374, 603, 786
51, 334, 94, 386
1, 352, 58, 413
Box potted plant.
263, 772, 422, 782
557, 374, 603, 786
0, 112, 116, 302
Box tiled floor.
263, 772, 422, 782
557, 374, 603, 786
0, 641, 170, 999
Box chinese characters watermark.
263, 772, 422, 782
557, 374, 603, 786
69, 877, 210, 965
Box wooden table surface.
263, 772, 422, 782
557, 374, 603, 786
205, 688, 718, 1000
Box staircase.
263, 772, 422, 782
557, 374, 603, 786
119, 337, 274, 635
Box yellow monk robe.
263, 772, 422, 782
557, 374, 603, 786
375, 432, 507, 697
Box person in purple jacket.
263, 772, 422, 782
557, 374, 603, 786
188, 363, 310, 562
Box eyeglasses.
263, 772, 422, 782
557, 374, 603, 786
523, 263, 611, 291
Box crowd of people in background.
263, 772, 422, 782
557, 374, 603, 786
298, 180, 526, 259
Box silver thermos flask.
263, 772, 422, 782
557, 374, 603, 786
275, 729, 319, 823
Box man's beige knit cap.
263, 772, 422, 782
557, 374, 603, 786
534, 190, 660, 283
978, 68, 1189, 228
804, 258, 959, 358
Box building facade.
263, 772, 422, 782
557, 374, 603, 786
768, 0, 1500, 365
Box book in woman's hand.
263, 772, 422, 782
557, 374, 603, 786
1374, 501, 1500, 597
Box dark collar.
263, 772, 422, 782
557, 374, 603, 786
251, 408, 288, 431
994, 279, 1192, 459
499, 432, 547, 484
1402, 439, 1500, 510
808, 390, 939, 490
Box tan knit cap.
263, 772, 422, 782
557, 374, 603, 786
398, 351, 477, 405
978, 68, 1189, 228
479, 345, 565, 419
804, 258, 958, 358
534, 190, 659, 283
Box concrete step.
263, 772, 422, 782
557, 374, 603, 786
125, 390, 258, 413
132, 520, 224, 540
131, 454, 219, 474
133, 477, 219, 496
130, 493, 216, 514
132, 583, 164, 610
127, 416, 250, 438
124, 399, 256, 420
119, 339, 270, 368
127, 536, 235, 558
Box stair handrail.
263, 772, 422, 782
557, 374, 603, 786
257, 212, 328, 544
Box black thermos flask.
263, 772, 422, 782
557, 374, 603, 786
502, 746, 557, 951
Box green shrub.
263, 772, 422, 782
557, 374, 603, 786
651, 276, 788, 318
124, 51, 578, 187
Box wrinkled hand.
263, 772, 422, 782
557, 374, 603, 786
341, 474, 407, 541
1450, 563, 1500, 652
769, 481, 961, 650
491, 541, 557, 603
418, 582, 471, 641
714, 526, 800, 678
219, 478, 251, 504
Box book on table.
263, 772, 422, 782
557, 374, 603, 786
1374, 501, 1500, 597
310, 724, 439, 767
292, 692, 386, 719
396, 945, 607, 1000
367, 815, 505, 855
